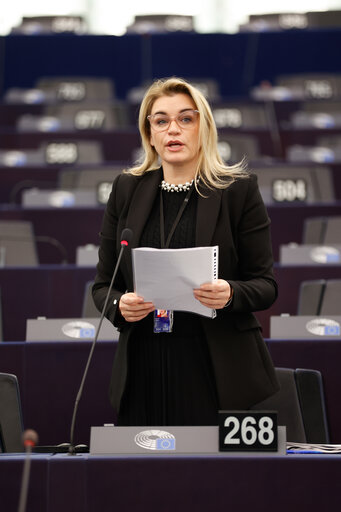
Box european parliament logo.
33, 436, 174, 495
156, 438, 176, 450
326, 253, 340, 263
62, 321, 96, 339
324, 325, 340, 336
134, 430, 176, 451
79, 327, 96, 338
306, 318, 340, 337
310, 246, 340, 264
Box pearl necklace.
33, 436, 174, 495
161, 179, 195, 193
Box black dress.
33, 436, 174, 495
117, 186, 219, 426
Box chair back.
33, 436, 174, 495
252, 367, 329, 443
0, 373, 24, 452
82, 281, 100, 318
298, 279, 341, 315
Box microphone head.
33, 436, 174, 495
22, 429, 39, 448
120, 228, 133, 247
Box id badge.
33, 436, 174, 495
153, 309, 173, 333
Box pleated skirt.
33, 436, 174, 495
117, 311, 219, 426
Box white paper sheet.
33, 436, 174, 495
132, 246, 218, 318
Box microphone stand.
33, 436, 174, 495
17, 430, 38, 512
68, 232, 131, 455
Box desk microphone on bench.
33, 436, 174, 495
17, 429, 39, 512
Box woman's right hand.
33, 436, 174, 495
119, 292, 155, 322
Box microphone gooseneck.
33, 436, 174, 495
17, 429, 39, 512
68, 228, 133, 455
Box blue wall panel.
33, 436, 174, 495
1, 30, 341, 99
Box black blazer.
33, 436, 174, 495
93, 167, 280, 413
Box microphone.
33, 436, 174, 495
23, 429, 39, 449
17, 429, 39, 512
68, 228, 133, 455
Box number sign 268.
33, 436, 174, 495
219, 411, 278, 452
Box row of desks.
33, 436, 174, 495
1, 263, 341, 341
1, 201, 341, 264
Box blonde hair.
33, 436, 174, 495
125, 77, 248, 189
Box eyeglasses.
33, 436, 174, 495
147, 109, 199, 132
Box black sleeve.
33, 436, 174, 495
222, 174, 277, 314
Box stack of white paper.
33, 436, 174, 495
132, 246, 218, 318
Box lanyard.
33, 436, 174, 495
159, 184, 195, 249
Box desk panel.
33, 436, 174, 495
256, 264, 341, 337
268, 202, 341, 261
0, 266, 96, 341
0, 453, 341, 512
0, 208, 104, 264
0, 454, 48, 511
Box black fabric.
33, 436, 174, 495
117, 187, 219, 426
140, 187, 197, 249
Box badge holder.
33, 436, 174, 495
153, 310, 173, 333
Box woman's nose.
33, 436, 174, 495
168, 119, 180, 133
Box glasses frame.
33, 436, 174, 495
147, 109, 200, 132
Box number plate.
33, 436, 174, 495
45, 142, 78, 165
57, 82, 86, 101
213, 108, 242, 128
304, 79, 333, 99
96, 181, 113, 204
74, 110, 106, 130
272, 178, 307, 202
219, 411, 278, 452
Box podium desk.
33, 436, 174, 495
280, 244, 341, 265
1, 452, 341, 512
267, 202, 341, 261
270, 315, 341, 339
254, 264, 341, 338
26, 317, 118, 342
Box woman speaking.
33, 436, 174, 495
92, 77, 279, 426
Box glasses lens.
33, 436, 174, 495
150, 115, 169, 130
148, 110, 198, 131
178, 111, 198, 126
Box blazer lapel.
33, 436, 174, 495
196, 185, 222, 247
122, 168, 162, 287
126, 168, 162, 247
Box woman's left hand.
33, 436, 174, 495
193, 279, 232, 309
